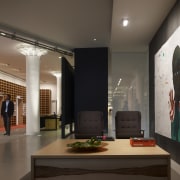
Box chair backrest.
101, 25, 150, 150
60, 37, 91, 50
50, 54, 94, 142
115, 111, 143, 139
75, 111, 104, 139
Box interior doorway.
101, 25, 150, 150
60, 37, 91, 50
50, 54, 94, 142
16, 96, 23, 125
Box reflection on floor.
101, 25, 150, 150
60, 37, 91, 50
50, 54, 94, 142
0, 128, 63, 180
0, 128, 180, 180
0, 124, 26, 132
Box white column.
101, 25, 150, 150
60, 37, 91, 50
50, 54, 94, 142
18, 44, 47, 135
53, 73, 61, 115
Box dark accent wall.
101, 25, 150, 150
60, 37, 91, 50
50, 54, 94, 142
74, 47, 108, 132
61, 57, 74, 138
149, 1, 180, 163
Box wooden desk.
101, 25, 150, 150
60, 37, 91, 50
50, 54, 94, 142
45, 118, 58, 130
31, 139, 170, 180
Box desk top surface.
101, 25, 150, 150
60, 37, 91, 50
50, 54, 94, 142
32, 139, 170, 158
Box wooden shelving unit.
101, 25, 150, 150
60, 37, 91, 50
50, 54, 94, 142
0, 79, 26, 126
0, 79, 52, 128
40, 89, 51, 115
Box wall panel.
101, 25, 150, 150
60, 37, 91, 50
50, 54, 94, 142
74, 47, 108, 132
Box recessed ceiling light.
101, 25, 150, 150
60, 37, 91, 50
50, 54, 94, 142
11, 68, 20, 72
117, 78, 122, 86
0, 63, 9, 66
52, 72, 61, 77
93, 38, 97, 41
58, 56, 62, 59
122, 19, 129, 27
40, 80, 48, 84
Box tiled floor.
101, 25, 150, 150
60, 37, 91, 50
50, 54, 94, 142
0, 128, 180, 180
0, 128, 62, 180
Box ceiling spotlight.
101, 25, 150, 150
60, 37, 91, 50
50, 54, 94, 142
0, 32, 6, 36
117, 78, 122, 86
52, 72, 61, 77
11, 68, 20, 72
0, 62, 9, 66
58, 56, 62, 59
122, 19, 129, 27
93, 38, 97, 41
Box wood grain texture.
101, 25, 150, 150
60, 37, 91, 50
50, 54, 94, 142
35, 164, 168, 178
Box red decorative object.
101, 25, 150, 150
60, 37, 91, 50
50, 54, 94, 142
130, 137, 156, 147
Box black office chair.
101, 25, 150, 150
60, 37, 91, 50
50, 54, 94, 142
115, 111, 144, 139
75, 111, 104, 139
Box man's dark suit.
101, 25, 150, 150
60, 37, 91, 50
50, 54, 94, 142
1, 100, 14, 135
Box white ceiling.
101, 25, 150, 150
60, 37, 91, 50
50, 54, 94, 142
0, 0, 176, 84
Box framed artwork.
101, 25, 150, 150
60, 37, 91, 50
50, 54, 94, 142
155, 26, 180, 142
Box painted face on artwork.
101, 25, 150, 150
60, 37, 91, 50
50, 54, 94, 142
173, 46, 180, 100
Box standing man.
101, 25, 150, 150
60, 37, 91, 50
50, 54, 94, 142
1, 94, 14, 136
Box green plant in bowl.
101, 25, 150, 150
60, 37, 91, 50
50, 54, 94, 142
67, 137, 101, 150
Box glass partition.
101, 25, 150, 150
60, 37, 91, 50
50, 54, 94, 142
109, 52, 149, 137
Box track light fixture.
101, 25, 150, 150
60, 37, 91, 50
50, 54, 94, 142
0, 30, 73, 56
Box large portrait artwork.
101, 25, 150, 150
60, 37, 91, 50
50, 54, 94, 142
155, 26, 180, 142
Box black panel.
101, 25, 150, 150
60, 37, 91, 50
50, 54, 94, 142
155, 133, 180, 164
61, 57, 74, 137
149, 1, 180, 163
74, 47, 108, 132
